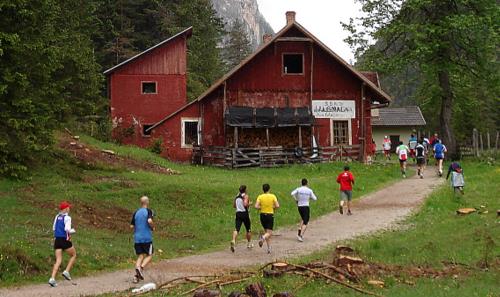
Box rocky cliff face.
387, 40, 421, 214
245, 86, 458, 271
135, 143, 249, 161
211, 0, 274, 49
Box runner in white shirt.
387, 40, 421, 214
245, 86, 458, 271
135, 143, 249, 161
291, 179, 317, 242
396, 141, 410, 178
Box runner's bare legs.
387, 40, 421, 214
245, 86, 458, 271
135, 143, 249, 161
64, 247, 77, 273
50, 249, 63, 280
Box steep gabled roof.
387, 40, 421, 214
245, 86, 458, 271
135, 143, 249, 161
372, 106, 426, 126
103, 27, 193, 75
147, 20, 391, 132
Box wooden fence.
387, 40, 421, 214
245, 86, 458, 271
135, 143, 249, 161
192, 145, 360, 168
460, 129, 499, 158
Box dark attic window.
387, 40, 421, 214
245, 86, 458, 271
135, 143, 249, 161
142, 124, 153, 137
283, 53, 303, 74
142, 82, 157, 94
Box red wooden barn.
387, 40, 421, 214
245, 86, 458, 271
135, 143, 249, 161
105, 12, 391, 167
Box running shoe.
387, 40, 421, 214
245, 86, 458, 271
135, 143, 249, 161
420, 174, 424, 179
258, 235, 264, 248
132, 276, 140, 284
135, 267, 144, 280
347, 210, 352, 216
62, 270, 72, 281
267, 247, 272, 254
339, 200, 344, 215
297, 235, 304, 242
48, 278, 57, 287
247, 242, 254, 249
230, 241, 235, 253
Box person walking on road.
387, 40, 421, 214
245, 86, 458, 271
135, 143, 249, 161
230, 185, 253, 252
291, 178, 317, 242
433, 140, 447, 177
383, 136, 392, 160
415, 138, 427, 178
396, 141, 410, 178
130, 196, 155, 283
255, 184, 279, 254
49, 201, 77, 287
336, 166, 355, 215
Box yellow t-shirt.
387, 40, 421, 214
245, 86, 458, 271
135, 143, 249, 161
256, 193, 278, 214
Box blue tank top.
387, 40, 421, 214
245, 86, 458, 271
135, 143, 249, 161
54, 214, 67, 238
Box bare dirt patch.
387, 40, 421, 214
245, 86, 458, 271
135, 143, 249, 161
58, 135, 179, 175
71, 202, 133, 233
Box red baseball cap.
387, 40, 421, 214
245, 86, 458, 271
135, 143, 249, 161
59, 201, 72, 210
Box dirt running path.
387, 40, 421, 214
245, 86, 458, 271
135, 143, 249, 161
0, 175, 444, 297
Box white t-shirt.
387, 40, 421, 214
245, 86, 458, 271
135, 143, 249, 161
383, 140, 391, 150
291, 186, 317, 207
396, 145, 409, 160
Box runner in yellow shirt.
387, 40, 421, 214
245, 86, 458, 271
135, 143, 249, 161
255, 184, 279, 254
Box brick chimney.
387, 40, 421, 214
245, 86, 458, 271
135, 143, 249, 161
286, 11, 296, 25
263, 33, 273, 43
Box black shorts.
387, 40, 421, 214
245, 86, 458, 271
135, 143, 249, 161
260, 213, 274, 230
235, 211, 251, 232
399, 159, 407, 164
298, 206, 310, 225
134, 242, 154, 255
54, 237, 73, 250
416, 157, 425, 165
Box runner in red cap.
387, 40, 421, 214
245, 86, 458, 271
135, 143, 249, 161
49, 201, 77, 287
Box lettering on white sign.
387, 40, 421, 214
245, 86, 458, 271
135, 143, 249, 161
312, 100, 356, 119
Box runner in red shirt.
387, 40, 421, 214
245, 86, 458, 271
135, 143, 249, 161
336, 166, 355, 215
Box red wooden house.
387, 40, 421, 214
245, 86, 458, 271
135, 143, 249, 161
106, 13, 391, 167
104, 27, 192, 147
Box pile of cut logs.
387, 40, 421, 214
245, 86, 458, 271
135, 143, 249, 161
136, 245, 383, 297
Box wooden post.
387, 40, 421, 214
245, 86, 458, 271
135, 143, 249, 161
266, 128, 270, 147
359, 84, 366, 162
234, 126, 238, 148
496, 131, 499, 151
480, 132, 484, 152
487, 131, 490, 150
473, 128, 479, 157
298, 126, 303, 148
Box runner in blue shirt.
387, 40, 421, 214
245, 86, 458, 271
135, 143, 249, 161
130, 196, 155, 283
433, 140, 447, 177
49, 201, 77, 287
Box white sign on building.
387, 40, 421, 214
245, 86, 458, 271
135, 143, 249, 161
312, 100, 356, 119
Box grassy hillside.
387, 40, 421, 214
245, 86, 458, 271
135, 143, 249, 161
145, 161, 499, 297
0, 135, 402, 286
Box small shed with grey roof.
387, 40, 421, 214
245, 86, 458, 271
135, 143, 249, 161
371, 106, 426, 152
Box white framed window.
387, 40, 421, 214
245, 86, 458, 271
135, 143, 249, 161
330, 119, 352, 145
141, 81, 157, 94
181, 118, 200, 148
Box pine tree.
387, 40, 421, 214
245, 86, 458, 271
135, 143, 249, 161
0, 0, 103, 178
223, 19, 253, 71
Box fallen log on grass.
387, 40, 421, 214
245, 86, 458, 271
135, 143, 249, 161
456, 208, 476, 215
284, 262, 382, 297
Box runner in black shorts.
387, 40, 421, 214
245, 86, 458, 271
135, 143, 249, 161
49, 201, 77, 287
291, 178, 317, 242
230, 185, 253, 252
255, 184, 280, 254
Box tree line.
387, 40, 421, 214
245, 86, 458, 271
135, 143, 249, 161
343, 0, 499, 157
0, 0, 252, 178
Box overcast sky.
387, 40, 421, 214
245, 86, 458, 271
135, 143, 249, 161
256, 0, 363, 63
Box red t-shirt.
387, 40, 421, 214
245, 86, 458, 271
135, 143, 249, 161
336, 171, 355, 191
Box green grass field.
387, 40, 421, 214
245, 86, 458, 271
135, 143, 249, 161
141, 161, 499, 297
0, 135, 402, 287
